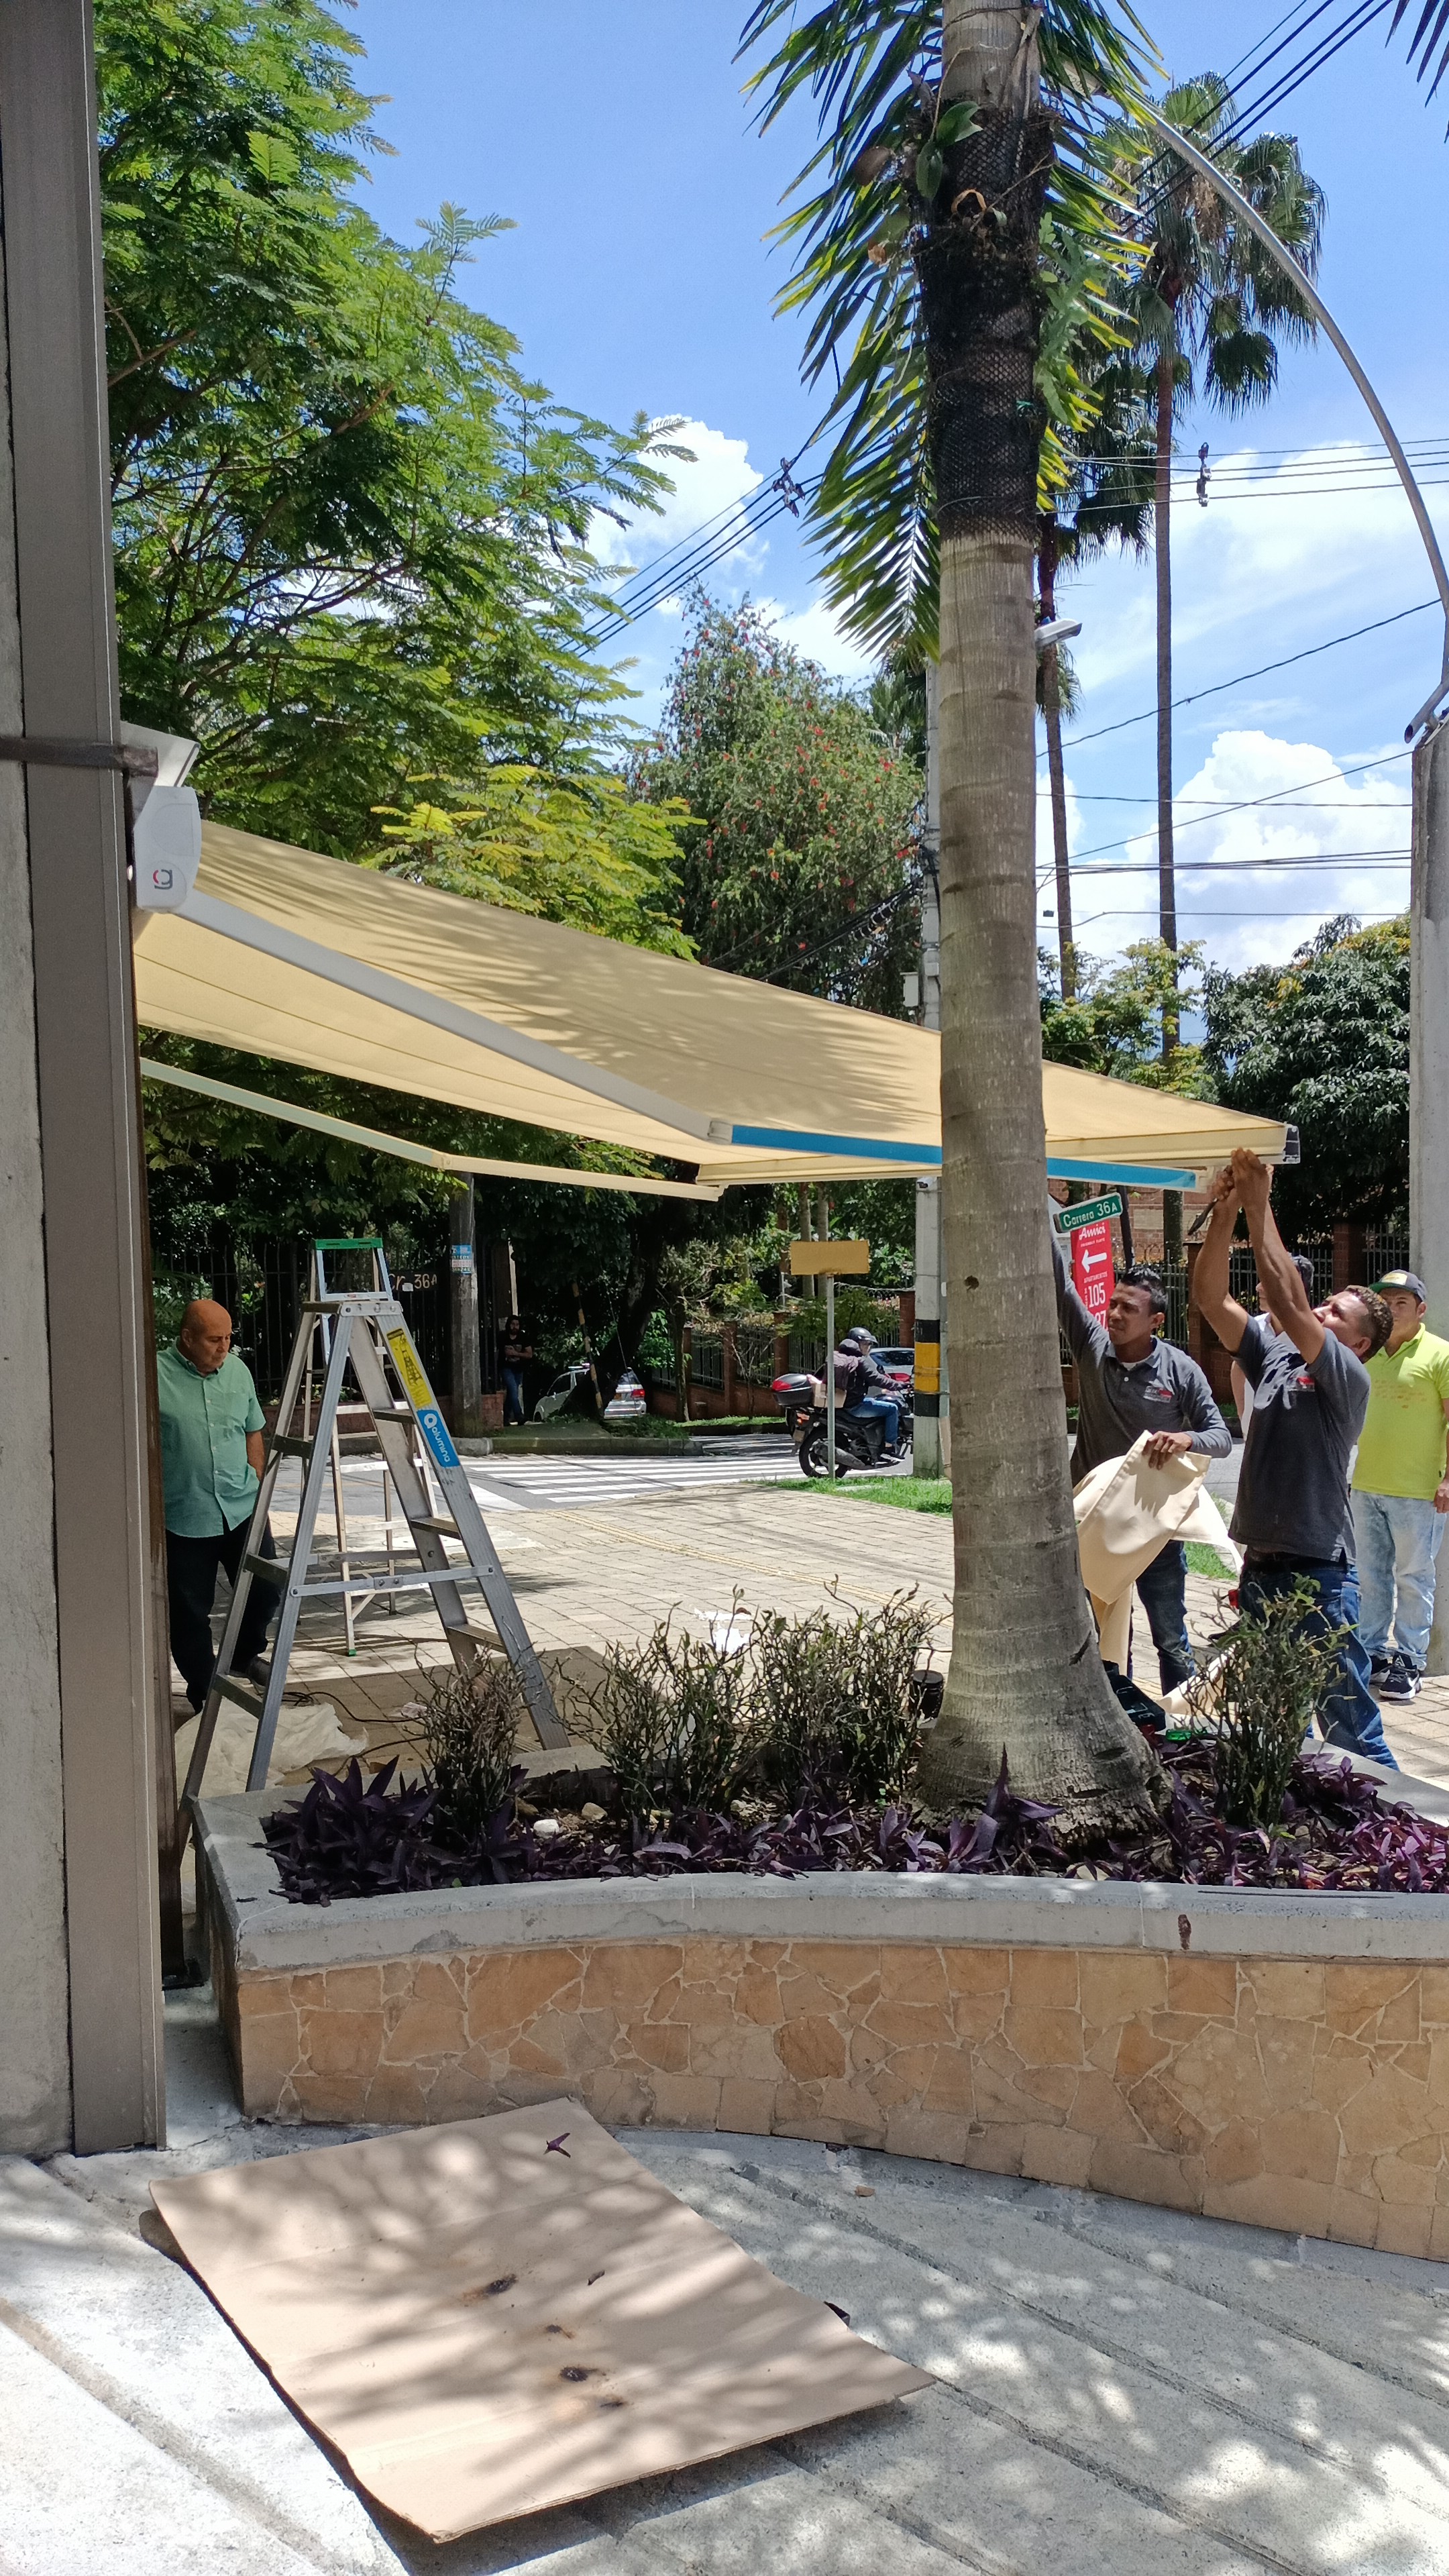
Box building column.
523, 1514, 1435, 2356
0, 0, 163, 2151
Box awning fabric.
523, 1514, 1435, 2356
131, 822, 1287, 1189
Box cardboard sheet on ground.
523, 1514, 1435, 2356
150, 2100, 930, 2539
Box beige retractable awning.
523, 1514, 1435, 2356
131, 820, 1288, 1189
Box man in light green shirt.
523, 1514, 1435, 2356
158, 1298, 276, 1711
1351, 1269, 1449, 1701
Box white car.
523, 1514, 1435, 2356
532, 1360, 594, 1422
602, 1367, 647, 1424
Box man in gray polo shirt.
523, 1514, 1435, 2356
1053, 1219, 1230, 1690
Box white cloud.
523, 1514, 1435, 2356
589, 417, 765, 576
763, 593, 878, 684
1051, 726, 1411, 972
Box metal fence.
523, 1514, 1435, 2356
1137, 1229, 1409, 1354
149, 1226, 452, 1403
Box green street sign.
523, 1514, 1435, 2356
1053, 1190, 1124, 1233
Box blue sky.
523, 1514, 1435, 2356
350, 0, 1448, 976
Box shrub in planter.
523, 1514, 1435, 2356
587, 1611, 757, 1819
1189, 1580, 1344, 1831
751, 1586, 936, 1809
417, 1656, 529, 1843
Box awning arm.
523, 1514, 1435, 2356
139, 1059, 724, 1199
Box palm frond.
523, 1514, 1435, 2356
738, 1, 1160, 653
1390, 0, 1449, 112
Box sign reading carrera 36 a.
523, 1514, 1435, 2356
1052, 1189, 1124, 1234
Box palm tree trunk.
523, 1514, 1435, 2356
914, 0, 1159, 1834
1155, 347, 1179, 1034
1038, 516, 1074, 999
1155, 345, 1183, 1271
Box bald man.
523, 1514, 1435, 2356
157, 1299, 276, 1712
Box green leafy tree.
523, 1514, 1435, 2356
742, 0, 1163, 1835
632, 598, 923, 1010
97, 0, 685, 854
1201, 916, 1409, 1234
1041, 936, 1208, 1093
366, 769, 695, 955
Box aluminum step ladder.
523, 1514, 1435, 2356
180, 1275, 568, 1825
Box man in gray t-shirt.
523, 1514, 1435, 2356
1193, 1150, 1396, 1766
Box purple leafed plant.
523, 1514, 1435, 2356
262, 1743, 1449, 1905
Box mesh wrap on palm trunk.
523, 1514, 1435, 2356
916, 109, 1055, 543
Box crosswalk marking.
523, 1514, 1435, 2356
266, 1436, 804, 1518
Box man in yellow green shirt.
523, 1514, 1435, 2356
1351, 1269, 1449, 1701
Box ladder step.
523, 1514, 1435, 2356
244, 1553, 286, 1586
217, 1675, 266, 1719
413, 1514, 462, 1535
441, 1621, 502, 1650
271, 1432, 315, 1457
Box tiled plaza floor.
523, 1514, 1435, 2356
176, 1474, 1449, 1794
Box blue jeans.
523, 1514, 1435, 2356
1351, 1490, 1446, 1670
1134, 1540, 1194, 1693
1240, 1554, 1398, 1768
845, 1395, 900, 1450
502, 1364, 526, 1426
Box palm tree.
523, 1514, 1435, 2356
1122, 76, 1323, 1093
741, 0, 1163, 1835
1038, 355, 1157, 999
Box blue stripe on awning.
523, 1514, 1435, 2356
1047, 1157, 1198, 1190
726, 1124, 1197, 1191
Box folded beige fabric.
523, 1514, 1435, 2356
1073, 1433, 1241, 1671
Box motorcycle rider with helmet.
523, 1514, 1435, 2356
835, 1326, 903, 1455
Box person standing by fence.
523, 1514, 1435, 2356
500, 1315, 533, 1428
1351, 1270, 1449, 1703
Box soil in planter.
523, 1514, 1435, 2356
260, 1742, 1449, 1906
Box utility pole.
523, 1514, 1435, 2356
447, 1179, 484, 1439
1412, 724, 1449, 1672
914, 663, 945, 1478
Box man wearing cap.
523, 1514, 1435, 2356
1351, 1270, 1449, 1703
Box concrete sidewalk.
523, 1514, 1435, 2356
9, 1985, 1449, 2573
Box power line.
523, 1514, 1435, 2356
1062, 749, 1413, 863
1042, 849, 1408, 882
1052, 602, 1436, 754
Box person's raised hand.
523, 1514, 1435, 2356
1230, 1148, 1271, 1212
1142, 1429, 1195, 1469
1203, 1162, 1239, 1210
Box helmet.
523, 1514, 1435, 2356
844, 1326, 877, 1351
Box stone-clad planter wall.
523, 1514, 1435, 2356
199, 1794, 1449, 2259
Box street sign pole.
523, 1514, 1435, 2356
826, 1271, 836, 1479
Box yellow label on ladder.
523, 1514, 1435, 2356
385, 1328, 460, 1471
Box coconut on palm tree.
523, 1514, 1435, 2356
741, 0, 1167, 1835
1118, 76, 1323, 1106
